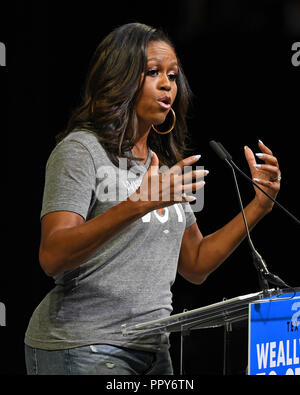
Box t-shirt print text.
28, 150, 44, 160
142, 204, 184, 234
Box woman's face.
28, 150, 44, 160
135, 40, 178, 131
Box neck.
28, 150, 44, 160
132, 120, 152, 158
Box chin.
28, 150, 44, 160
152, 113, 168, 126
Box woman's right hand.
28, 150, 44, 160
130, 151, 207, 211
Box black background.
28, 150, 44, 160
0, 0, 299, 375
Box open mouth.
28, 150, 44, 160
157, 96, 171, 109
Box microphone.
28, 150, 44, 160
209, 140, 290, 291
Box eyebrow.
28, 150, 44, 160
147, 57, 178, 67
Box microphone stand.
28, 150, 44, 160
225, 158, 289, 293
209, 140, 291, 292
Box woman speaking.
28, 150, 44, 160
24, 23, 281, 375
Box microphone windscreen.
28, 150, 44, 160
217, 142, 233, 161
209, 140, 228, 161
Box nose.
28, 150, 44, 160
158, 73, 171, 91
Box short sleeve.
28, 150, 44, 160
40, 140, 96, 221
182, 202, 197, 229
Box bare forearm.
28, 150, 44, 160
40, 198, 150, 277
196, 197, 269, 279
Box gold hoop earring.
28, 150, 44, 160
152, 108, 176, 135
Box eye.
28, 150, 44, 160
168, 73, 178, 82
145, 68, 178, 81
146, 68, 159, 77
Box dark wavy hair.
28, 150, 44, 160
56, 22, 194, 168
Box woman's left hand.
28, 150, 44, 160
244, 140, 281, 213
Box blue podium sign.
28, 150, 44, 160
248, 291, 300, 375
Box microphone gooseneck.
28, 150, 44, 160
209, 140, 291, 291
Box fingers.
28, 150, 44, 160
256, 140, 279, 169
253, 163, 279, 178
169, 171, 207, 202
255, 140, 280, 180
244, 145, 256, 166
252, 177, 280, 189
255, 151, 278, 166
147, 151, 160, 174
181, 179, 206, 195
181, 169, 209, 184
245, 140, 278, 165
171, 156, 208, 202
258, 139, 273, 156
147, 152, 207, 204
169, 154, 201, 175
246, 140, 281, 186
149, 152, 203, 177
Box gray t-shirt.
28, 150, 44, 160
25, 130, 196, 351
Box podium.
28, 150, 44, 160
122, 287, 300, 375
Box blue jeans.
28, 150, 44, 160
24, 344, 174, 375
